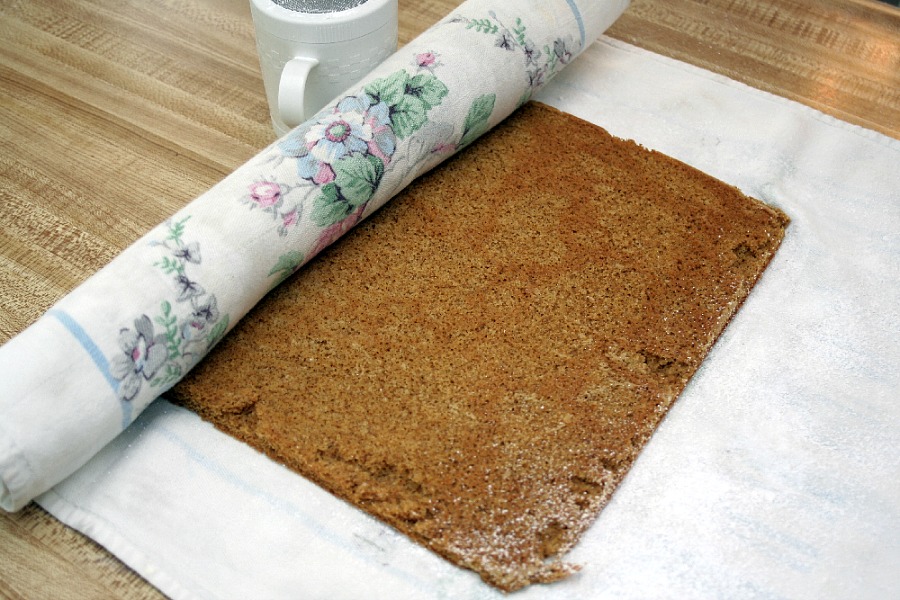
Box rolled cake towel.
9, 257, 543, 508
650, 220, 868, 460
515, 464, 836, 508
0, 0, 630, 511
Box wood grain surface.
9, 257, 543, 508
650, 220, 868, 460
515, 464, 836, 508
0, 0, 897, 597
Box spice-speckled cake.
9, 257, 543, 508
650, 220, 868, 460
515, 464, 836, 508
170, 102, 789, 591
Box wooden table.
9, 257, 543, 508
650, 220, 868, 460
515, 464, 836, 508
0, 0, 897, 597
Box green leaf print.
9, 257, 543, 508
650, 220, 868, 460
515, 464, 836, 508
513, 17, 527, 46
544, 44, 559, 73
459, 94, 496, 148
334, 153, 384, 207
466, 18, 498, 35
206, 315, 230, 348
311, 183, 349, 227
365, 70, 409, 107
167, 216, 190, 243
407, 73, 449, 110
363, 69, 448, 140
154, 256, 183, 275
268, 250, 305, 287
392, 94, 429, 140
154, 300, 181, 360
268, 250, 305, 278
151, 362, 182, 389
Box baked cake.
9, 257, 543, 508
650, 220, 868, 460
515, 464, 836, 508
170, 102, 789, 591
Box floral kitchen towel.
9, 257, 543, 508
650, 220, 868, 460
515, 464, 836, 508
0, 0, 630, 511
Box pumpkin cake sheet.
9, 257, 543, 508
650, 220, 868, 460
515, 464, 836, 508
170, 102, 788, 591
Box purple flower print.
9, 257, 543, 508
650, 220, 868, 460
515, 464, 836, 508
495, 31, 515, 50
522, 40, 540, 66
172, 242, 201, 264
109, 218, 231, 400
527, 68, 546, 90
248, 181, 283, 208
174, 274, 204, 302
553, 38, 573, 64
181, 295, 219, 342
111, 315, 168, 401
450, 14, 580, 97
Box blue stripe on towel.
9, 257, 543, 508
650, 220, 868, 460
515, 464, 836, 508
152, 414, 436, 595
564, 0, 587, 47
49, 309, 132, 427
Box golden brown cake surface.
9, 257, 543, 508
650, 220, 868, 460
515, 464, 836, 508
170, 102, 789, 591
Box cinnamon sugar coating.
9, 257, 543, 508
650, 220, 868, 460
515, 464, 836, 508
170, 102, 789, 591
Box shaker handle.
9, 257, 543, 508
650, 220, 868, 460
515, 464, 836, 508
278, 56, 319, 129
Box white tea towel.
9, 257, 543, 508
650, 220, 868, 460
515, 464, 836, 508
37, 37, 900, 599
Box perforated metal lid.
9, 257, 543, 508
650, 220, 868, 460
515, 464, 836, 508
250, 0, 395, 43
270, 0, 369, 14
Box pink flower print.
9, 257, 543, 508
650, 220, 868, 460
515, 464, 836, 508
432, 141, 457, 155
416, 52, 437, 68
310, 203, 366, 258
249, 181, 282, 208
282, 210, 298, 228
314, 162, 336, 185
